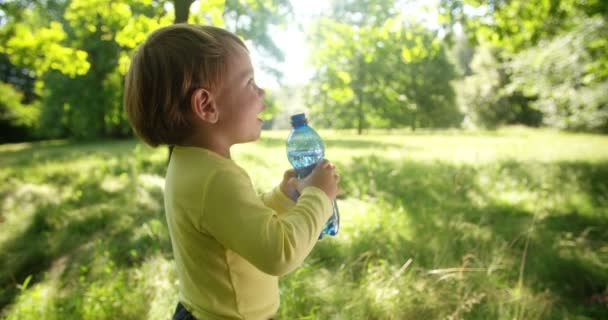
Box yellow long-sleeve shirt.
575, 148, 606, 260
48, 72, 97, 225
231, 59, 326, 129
164, 146, 333, 320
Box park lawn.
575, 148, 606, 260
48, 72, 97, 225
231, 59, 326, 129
1, 127, 607, 319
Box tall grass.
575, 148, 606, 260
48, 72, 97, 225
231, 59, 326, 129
1, 128, 607, 319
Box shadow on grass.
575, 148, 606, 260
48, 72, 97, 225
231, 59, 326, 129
2, 139, 607, 318
312, 156, 608, 317
0, 139, 139, 168
0, 144, 171, 312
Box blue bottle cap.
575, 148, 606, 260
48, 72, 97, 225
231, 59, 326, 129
290, 113, 308, 127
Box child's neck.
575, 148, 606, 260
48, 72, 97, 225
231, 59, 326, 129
181, 133, 232, 159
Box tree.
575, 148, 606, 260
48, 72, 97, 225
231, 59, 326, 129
174, 0, 194, 23
0, 0, 291, 141
439, 0, 608, 132
0, 81, 40, 143
447, 31, 474, 77
439, 0, 608, 52
0, 53, 39, 142
454, 45, 540, 129
508, 17, 608, 132
306, 0, 461, 133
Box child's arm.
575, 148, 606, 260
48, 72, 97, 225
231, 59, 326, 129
260, 169, 298, 214
200, 166, 333, 277
260, 186, 295, 215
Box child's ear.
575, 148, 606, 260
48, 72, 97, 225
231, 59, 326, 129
190, 88, 219, 124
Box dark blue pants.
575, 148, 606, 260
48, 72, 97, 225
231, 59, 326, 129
173, 302, 197, 320
172, 302, 276, 319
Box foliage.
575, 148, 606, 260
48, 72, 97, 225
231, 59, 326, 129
508, 17, 608, 132
262, 89, 279, 117
0, 81, 40, 142
0, 2, 90, 78
0, 82, 39, 127
259, 88, 281, 129
0, 0, 291, 141
454, 45, 541, 129
439, 0, 608, 52
439, 0, 608, 132
1, 129, 607, 318
0, 53, 39, 142
306, 0, 461, 133
192, 0, 293, 78
447, 31, 475, 77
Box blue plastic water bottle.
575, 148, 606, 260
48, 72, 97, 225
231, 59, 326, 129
286, 113, 339, 239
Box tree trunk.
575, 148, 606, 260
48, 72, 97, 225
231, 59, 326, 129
411, 112, 417, 131
357, 93, 364, 135
356, 58, 364, 135
174, 0, 194, 24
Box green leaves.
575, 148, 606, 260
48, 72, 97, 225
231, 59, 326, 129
193, 0, 226, 26
440, 0, 608, 132
508, 17, 608, 132
2, 22, 90, 77
115, 14, 173, 50
223, 0, 292, 62
0, 82, 39, 128
65, 0, 130, 37
307, 1, 460, 132
0, 0, 292, 141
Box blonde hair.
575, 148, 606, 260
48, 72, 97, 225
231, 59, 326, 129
124, 24, 246, 147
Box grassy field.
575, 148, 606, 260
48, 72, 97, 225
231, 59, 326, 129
1, 128, 607, 319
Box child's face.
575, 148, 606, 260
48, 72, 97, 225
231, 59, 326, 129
214, 46, 266, 145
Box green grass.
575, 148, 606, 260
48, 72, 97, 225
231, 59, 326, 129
1, 128, 607, 319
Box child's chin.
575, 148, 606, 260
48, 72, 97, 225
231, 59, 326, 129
244, 130, 262, 142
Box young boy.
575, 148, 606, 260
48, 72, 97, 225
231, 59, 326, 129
123, 24, 340, 320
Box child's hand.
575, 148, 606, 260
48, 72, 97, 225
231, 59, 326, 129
279, 169, 300, 201
300, 159, 341, 200
279, 160, 341, 201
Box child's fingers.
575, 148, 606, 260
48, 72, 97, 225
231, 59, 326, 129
320, 159, 336, 170
283, 168, 296, 179
287, 177, 298, 187
318, 159, 330, 169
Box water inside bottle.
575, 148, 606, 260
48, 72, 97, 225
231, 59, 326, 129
287, 149, 324, 178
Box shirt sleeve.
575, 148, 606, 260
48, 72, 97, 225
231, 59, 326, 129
260, 186, 296, 215
201, 167, 333, 277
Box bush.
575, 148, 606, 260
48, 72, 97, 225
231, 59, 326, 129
0, 82, 40, 142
